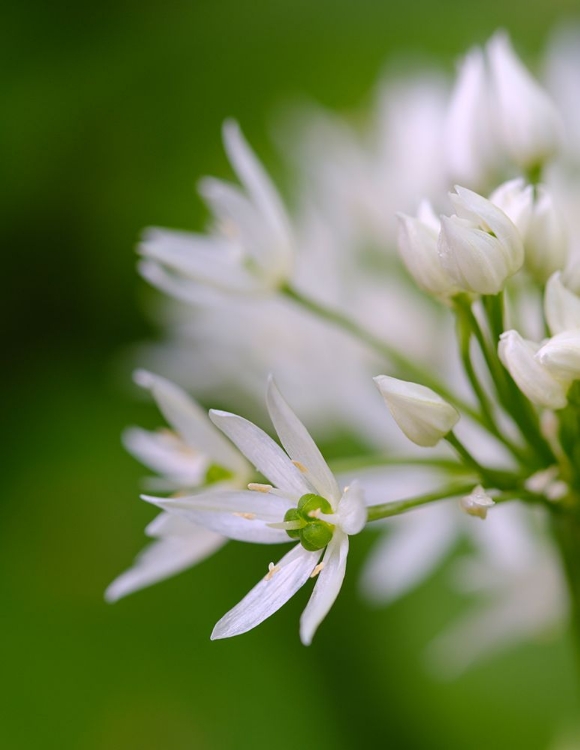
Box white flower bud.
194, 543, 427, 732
487, 32, 562, 170
490, 179, 567, 283
460, 485, 495, 519
438, 186, 524, 295
544, 270, 580, 335
498, 330, 570, 409
396, 202, 459, 298
373, 375, 459, 447
536, 330, 580, 380
444, 48, 498, 188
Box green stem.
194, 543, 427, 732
445, 432, 519, 491
551, 509, 580, 677
366, 482, 475, 522
454, 304, 527, 464
282, 283, 483, 425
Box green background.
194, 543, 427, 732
3, 1, 580, 747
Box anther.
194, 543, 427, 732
310, 562, 325, 578
248, 483, 273, 493
264, 562, 280, 581
292, 460, 308, 474
233, 512, 257, 520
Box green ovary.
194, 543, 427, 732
284, 493, 335, 551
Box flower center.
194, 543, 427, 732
284, 493, 335, 551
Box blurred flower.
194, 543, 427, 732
106, 371, 251, 602
140, 120, 294, 294
460, 485, 495, 520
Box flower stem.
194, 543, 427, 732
445, 432, 519, 491
551, 508, 580, 677
366, 482, 475, 521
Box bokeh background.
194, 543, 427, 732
4, 1, 580, 747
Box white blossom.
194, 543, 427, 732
374, 375, 459, 447
142, 377, 366, 644
438, 186, 524, 295
139, 120, 294, 294
460, 485, 495, 520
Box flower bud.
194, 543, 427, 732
544, 270, 580, 335
396, 202, 459, 298
487, 32, 562, 170
438, 186, 524, 295
498, 330, 570, 409
536, 330, 580, 380
460, 485, 495, 519
490, 179, 567, 283
373, 375, 459, 447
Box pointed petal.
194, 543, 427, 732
122, 427, 208, 488
300, 532, 349, 645
209, 410, 309, 496
222, 120, 293, 253
266, 376, 340, 504
134, 370, 249, 476
105, 531, 226, 602
143, 490, 292, 544
211, 544, 320, 639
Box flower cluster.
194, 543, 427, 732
110, 28, 580, 666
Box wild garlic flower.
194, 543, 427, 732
438, 186, 524, 295
143, 377, 366, 644
140, 120, 294, 295
106, 370, 252, 602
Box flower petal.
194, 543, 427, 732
336, 481, 367, 535
134, 370, 249, 476
266, 376, 340, 504
209, 410, 310, 496
142, 490, 292, 544
211, 544, 321, 639
300, 532, 349, 645
105, 530, 226, 602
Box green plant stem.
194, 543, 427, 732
454, 304, 527, 464
365, 482, 537, 522
551, 509, 580, 676
282, 283, 483, 425
366, 482, 475, 521
445, 432, 519, 491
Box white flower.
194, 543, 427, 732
487, 31, 562, 170
498, 330, 570, 409
536, 330, 580, 380
490, 178, 567, 282
373, 375, 459, 447
105, 371, 252, 602
139, 120, 294, 295
459, 485, 495, 520
444, 47, 498, 188
544, 270, 580, 335
142, 376, 367, 645
438, 186, 524, 295
396, 202, 459, 298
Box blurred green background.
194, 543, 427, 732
3, 1, 580, 747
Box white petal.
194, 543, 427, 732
145, 511, 200, 538
134, 370, 248, 476
122, 427, 208, 488
142, 490, 292, 544
544, 271, 580, 335
336, 481, 367, 535
300, 532, 349, 645
139, 227, 254, 292
105, 531, 226, 602
211, 544, 321, 639
266, 376, 340, 504
209, 410, 309, 496
222, 120, 293, 257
